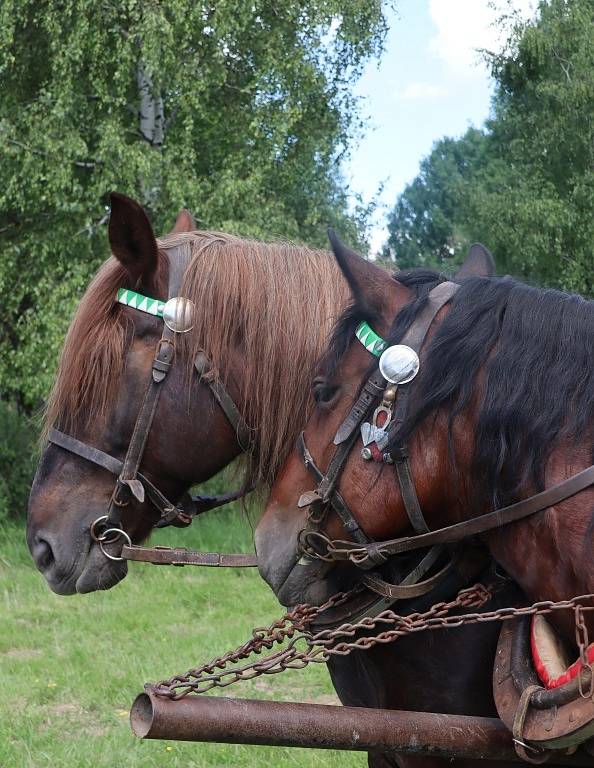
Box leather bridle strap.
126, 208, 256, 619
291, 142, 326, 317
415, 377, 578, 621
388, 280, 460, 534
194, 352, 253, 451
48, 427, 250, 525
102, 246, 187, 528
296, 432, 370, 544
297, 427, 455, 599
361, 548, 454, 599
108, 332, 175, 513
120, 545, 257, 567
327, 463, 594, 568
297, 281, 462, 597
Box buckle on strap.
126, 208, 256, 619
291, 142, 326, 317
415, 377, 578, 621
152, 338, 175, 383
117, 476, 145, 504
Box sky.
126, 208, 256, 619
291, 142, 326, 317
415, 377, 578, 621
345, 0, 537, 254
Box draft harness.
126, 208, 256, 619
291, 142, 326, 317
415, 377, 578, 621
47, 248, 594, 757
48, 245, 258, 567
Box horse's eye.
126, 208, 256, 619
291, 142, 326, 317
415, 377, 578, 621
312, 376, 341, 407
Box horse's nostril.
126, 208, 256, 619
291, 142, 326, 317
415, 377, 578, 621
32, 535, 55, 572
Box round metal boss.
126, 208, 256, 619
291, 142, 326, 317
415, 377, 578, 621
162, 297, 195, 333
378, 344, 420, 385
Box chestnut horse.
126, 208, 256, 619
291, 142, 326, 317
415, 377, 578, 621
27, 193, 349, 594
256, 235, 594, 767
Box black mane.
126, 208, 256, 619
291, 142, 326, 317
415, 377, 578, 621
391, 275, 594, 509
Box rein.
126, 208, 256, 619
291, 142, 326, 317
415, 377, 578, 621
48, 244, 257, 568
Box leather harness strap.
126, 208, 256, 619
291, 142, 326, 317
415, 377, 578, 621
298, 281, 462, 600
120, 545, 258, 567
333, 371, 386, 445
389, 281, 460, 534
194, 352, 253, 451
296, 432, 369, 544
48, 427, 251, 528
328, 462, 594, 567
361, 549, 454, 600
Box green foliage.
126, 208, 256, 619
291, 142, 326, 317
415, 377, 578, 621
0, 0, 389, 408
385, 0, 594, 293
383, 129, 487, 270
0, 401, 37, 521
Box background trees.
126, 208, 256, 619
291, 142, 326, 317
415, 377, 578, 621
384, 0, 594, 294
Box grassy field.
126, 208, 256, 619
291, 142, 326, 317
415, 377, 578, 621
0, 505, 364, 768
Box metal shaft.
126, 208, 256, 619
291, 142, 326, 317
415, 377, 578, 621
130, 693, 589, 763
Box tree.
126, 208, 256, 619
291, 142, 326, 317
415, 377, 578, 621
467, 0, 594, 291
385, 0, 594, 294
383, 129, 486, 269
0, 0, 389, 407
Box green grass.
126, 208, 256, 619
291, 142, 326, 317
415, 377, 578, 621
0, 509, 364, 768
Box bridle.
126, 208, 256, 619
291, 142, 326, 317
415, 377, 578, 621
47, 244, 256, 564
297, 279, 594, 607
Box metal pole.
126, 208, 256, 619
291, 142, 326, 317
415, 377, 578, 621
130, 693, 589, 763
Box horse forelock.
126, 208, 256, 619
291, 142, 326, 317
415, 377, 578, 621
45, 230, 349, 486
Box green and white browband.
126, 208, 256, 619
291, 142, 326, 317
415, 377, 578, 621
117, 288, 165, 317
356, 321, 420, 386
355, 322, 387, 357
116, 289, 195, 333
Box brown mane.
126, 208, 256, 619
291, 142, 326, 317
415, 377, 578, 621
45, 230, 349, 484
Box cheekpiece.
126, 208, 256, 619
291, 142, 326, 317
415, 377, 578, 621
162, 297, 195, 333
378, 344, 420, 385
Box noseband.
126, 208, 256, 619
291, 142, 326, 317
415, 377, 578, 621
298, 280, 594, 605
48, 245, 255, 561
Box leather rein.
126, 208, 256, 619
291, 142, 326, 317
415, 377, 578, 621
48, 244, 258, 568
296, 280, 594, 605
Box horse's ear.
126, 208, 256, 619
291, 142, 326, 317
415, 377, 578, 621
454, 243, 495, 281
328, 228, 395, 315
108, 192, 158, 284
171, 209, 196, 233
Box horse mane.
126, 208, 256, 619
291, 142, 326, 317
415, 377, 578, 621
45, 230, 348, 485
388, 275, 594, 510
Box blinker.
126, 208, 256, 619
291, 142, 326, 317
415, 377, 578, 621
378, 344, 420, 385
162, 297, 195, 333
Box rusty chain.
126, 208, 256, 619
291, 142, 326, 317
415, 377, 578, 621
575, 606, 594, 698
149, 583, 594, 700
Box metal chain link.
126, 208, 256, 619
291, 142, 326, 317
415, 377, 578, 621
149, 583, 594, 700
575, 605, 594, 698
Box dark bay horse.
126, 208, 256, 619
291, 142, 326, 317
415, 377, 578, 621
27, 193, 349, 594
256, 235, 594, 766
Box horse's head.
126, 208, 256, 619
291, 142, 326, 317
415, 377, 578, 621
256, 234, 594, 641
28, 196, 348, 595
27, 194, 244, 594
